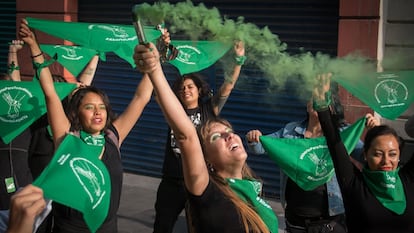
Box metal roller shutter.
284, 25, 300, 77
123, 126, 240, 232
0, 2, 17, 73
78, 0, 339, 198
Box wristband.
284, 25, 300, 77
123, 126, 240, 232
31, 51, 43, 59
235, 55, 246, 65
7, 62, 19, 74
33, 59, 55, 80
313, 90, 332, 111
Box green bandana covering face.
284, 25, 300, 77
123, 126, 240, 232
168, 40, 232, 75
259, 117, 366, 191
33, 133, 110, 233
334, 70, 414, 120
80, 130, 105, 147
362, 167, 406, 215
226, 178, 278, 233
0, 81, 76, 144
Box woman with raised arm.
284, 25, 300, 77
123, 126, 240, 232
153, 40, 245, 233
19, 18, 155, 232
134, 42, 277, 233
313, 73, 414, 233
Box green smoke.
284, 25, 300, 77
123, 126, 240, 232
133, 1, 379, 98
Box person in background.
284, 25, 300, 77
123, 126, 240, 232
0, 40, 33, 212
405, 114, 414, 138
134, 41, 277, 233
246, 90, 379, 233
5, 185, 46, 233
153, 41, 245, 233
314, 73, 414, 233
19, 18, 157, 232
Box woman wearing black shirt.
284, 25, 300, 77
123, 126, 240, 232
314, 73, 414, 233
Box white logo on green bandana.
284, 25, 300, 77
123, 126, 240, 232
175, 45, 201, 65
374, 77, 408, 108
54, 45, 84, 61
0, 86, 31, 123
300, 145, 334, 181
88, 25, 135, 42
70, 157, 107, 209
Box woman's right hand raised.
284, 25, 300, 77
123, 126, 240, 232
133, 43, 161, 74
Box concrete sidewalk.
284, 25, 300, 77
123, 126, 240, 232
117, 173, 285, 233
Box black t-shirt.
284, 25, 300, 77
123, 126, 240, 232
0, 129, 32, 210
319, 109, 414, 233
29, 115, 54, 179
187, 180, 251, 233
162, 99, 216, 179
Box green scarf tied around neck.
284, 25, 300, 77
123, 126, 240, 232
80, 130, 105, 147
226, 178, 278, 233
362, 167, 406, 214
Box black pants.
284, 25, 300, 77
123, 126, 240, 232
286, 214, 347, 233
153, 177, 188, 233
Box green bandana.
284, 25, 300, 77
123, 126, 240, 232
226, 178, 278, 233
40, 44, 102, 77
0, 81, 76, 144
334, 70, 414, 120
26, 17, 161, 68
168, 40, 232, 75
80, 130, 105, 147
33, 133, 111, 232
362, 167, 406, 215
260, 117, 366, 191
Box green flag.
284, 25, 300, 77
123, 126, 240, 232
33, 133, 110, 233
26, 17, 161, 68
334, 70, 414, 120
260, 117, 366, 191
168, 40, 232, 75
0, 81, 76, 144
40, 44, 102, 77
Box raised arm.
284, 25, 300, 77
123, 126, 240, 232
78, 55, 99, 86
113, 30, 171, 145
313, 74, 355, 185
112, 73, 153, 145
19, 19, 70, 146
212, 41, 245, 114
8, 40, 24, 81
134, 43, 209, 195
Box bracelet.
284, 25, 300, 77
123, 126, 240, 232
235, 55, 246, 65
31, 51, 43, 59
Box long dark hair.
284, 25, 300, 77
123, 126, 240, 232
66, 86, 116, 132
171, 73, 212, 105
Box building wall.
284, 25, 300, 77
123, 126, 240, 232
15, 0, 78, 82
337, 0, 380, 124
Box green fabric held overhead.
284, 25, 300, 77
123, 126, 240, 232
26, 17, 161, 68
0, 81, 76, 144
334, 70, 414, 120
40, 44, 102, 77
33, 133, 111, 233
168, 40, 232, 75
260, 117, 366, 191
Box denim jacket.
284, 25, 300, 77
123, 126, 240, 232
248, 119, 364, 216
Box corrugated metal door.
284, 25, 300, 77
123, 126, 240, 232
0, 1, 17, 73
78, 0, 339, 198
